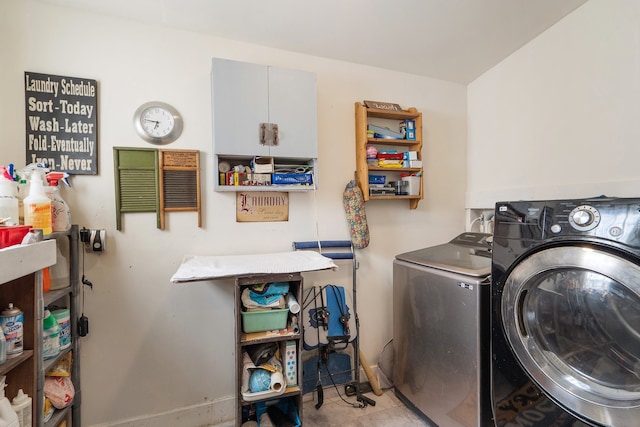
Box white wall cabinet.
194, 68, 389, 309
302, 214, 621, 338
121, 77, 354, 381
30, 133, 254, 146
211, 58, 318, 191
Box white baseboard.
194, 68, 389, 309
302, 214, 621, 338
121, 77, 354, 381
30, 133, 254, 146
88, 365, 384, 427
87, 395, 235, 427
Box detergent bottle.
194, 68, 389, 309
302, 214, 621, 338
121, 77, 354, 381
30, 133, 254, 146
0, 174, 19, 226
0, 376, 19, 427
22, 168, 52, 235
10, 389, 30, 427
42, 308, 60, 360
45, 172, 71, 232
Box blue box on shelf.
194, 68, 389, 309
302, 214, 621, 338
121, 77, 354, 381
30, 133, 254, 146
404, 120, 416, 140
368, 175, 386, 185
272, 173, 313, 185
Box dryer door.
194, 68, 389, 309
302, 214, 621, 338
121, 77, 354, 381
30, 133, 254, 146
502, 246, 640, 427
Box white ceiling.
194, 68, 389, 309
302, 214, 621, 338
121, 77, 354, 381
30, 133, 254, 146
36, 0, 588, 84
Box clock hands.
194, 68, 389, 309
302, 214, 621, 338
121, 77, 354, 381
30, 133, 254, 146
143, 118, 160, 129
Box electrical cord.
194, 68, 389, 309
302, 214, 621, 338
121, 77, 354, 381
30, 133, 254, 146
304, 285, 362, 409
320, 347, 365, 408
78, 240, 92, 336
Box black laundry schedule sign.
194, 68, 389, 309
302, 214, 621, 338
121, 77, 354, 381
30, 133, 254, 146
24, 71, 98, 175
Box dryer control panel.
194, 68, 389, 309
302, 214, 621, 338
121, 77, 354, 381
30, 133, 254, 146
494, 197, 640, 247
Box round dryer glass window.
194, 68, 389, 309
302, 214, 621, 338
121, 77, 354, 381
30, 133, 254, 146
502, 246, 640, 426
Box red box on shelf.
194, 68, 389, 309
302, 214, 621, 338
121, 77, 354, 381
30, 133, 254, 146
376, 152, 404, 160
0, 226, 32, 249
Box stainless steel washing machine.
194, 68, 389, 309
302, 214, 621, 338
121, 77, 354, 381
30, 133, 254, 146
492, 198, 640, 427
394, 232, 493, 427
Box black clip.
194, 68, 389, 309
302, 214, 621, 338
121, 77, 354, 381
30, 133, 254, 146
82, 275, 93, 289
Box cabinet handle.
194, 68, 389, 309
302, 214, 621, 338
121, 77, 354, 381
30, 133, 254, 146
259, 123, 279, 146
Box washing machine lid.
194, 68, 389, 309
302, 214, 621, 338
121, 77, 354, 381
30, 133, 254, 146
395, 232, 492, 277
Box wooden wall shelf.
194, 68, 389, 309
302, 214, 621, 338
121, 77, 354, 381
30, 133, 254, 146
354, 102, 424, 210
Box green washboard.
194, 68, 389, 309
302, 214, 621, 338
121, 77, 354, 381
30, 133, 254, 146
113, 147, 160, 230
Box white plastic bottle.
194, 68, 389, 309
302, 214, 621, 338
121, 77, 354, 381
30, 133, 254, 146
23, 170, 52, 235
10, 390, 30, 427
0, 376, 19, 427
45, 172, 71, 232
0, 177, 18, 226
49, 239, 69, 291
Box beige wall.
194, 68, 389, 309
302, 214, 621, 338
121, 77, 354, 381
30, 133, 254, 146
467, 0, 640, 208
1, 1, 468, 425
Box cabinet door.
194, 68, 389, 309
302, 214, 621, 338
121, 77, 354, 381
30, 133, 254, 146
212, 58, 317, 159
268, 66, 317, 159
212, 58, 270, 156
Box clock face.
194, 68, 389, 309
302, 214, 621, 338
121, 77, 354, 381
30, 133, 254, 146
141, 106, 175, 138
133, 101, 183, 144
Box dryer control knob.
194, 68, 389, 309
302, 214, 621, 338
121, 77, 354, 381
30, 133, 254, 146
569, 205, 601, 231
550, 224, 562, 233
573, 210, 592, 225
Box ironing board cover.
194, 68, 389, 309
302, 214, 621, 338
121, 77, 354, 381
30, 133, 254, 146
170, 251, 337, 282
343, 180, 369, 249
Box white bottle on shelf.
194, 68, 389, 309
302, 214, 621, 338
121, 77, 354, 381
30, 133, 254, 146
0, 376, 19, 427
10, 390, 30, 427
45, 172, 71, 232
0, 178, 19, 226
49, 239, 69, 290
23, 169, 52, 235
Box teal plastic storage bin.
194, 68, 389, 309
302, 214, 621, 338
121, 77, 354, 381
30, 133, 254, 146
241, 308, 289, 333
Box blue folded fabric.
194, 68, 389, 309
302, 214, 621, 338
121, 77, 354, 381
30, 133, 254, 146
249, 282, 290, 305
250, 282, 289, 295
249, 293, 281, 305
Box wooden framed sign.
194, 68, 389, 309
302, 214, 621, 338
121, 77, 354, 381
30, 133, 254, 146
363, 100, 403, 112
236, 192, 289, 222
25, 71, 98, 174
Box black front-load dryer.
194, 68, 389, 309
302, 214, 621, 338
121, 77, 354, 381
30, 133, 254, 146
491, 197, 640, 427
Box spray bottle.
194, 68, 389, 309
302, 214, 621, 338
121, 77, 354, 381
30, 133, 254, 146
0, 377, 19, 427
22, 168, 52, 235
16, 163, 48, 226
45, 172, 71, 232
0, 169, 18, 226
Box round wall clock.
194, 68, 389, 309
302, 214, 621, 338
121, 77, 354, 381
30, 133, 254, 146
133, 101, 183, 145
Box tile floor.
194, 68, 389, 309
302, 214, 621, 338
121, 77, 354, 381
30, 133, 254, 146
301, 388, 430, 427
220, 388, 432, 427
